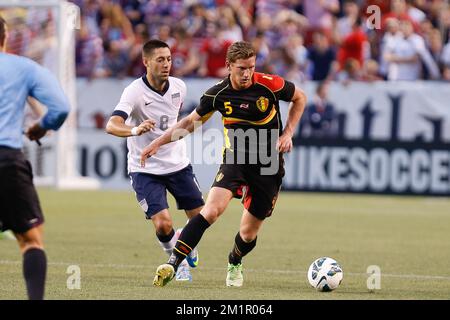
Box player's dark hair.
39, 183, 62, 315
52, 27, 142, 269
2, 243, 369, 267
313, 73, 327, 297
142, 39, 170, 57
226, 41, 256, 63
0, 15, 6, 47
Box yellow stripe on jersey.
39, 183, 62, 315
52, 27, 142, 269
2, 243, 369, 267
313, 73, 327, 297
223, 127, 232, 150
223, 106, 277, 126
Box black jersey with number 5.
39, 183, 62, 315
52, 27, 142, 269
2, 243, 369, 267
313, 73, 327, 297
195, 72, 295, 164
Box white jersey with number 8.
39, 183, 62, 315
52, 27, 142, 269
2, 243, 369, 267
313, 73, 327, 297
113, 76, 190, 175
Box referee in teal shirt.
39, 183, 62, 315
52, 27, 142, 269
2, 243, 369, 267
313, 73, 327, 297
0, 16, 69, 300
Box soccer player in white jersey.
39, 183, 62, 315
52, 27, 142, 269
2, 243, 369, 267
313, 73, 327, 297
106, 40, 204, 281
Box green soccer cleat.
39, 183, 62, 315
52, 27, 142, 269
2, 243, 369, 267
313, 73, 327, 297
0, 231, 15, 240
153, 264, 175, 287
226, 263, 243, 287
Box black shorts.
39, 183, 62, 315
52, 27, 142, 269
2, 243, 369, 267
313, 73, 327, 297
212, 155, 285, 220
0, 147, 44, 233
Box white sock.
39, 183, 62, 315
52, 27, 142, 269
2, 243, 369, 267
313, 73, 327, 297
158, 230, 178, 256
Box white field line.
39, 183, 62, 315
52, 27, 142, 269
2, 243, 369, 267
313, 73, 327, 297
1, 260, 450, 281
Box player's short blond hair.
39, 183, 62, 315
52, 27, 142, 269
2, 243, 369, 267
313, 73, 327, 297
226, 41, 256, 63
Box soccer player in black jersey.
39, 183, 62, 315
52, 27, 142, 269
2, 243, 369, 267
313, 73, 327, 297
141, 41, 307, 287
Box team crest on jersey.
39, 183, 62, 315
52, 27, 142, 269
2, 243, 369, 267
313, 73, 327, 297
172, 92, 181, 106
256, 96, 269, 112
215, 172, 224, 182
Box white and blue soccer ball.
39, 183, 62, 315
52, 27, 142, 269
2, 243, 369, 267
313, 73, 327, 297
307, 257, 343, 292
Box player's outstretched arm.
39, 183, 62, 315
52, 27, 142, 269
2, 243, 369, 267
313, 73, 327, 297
140, 109, 204, 167
277, 87, 307, 153
106, 116, 156, 137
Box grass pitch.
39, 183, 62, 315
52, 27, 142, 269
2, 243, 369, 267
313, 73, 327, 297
1, 189, 449, 300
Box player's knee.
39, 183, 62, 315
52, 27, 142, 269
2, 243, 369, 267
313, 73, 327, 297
202, 206, 224, 224
239, 222, 260, 242
17, 237, 44, 253
15, 227, 44, 253
239, 230, 257, 243
152, 210, 173, 234
154, 218, 173, 235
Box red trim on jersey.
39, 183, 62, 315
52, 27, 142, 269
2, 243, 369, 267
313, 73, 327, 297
253, 72, 285, 93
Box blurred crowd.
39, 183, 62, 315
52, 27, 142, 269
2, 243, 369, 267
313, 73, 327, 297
3, 0, 450, 82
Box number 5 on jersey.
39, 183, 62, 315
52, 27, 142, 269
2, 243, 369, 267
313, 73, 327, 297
224, 101, 233, 115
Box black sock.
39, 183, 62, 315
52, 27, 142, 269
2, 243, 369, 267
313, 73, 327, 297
23, 248, 47, 300
168, 214, 210, 270
228, 232, 257, 265
156, 228, 175, 243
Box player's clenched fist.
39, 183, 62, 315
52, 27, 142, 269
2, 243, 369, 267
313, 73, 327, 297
135, 119, 156, 135
26, 123, 48, 141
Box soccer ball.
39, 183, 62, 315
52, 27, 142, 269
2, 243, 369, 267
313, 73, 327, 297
307, 257, 343, 292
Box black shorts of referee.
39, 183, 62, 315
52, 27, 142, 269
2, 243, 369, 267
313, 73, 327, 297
0, 146, 44, 234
